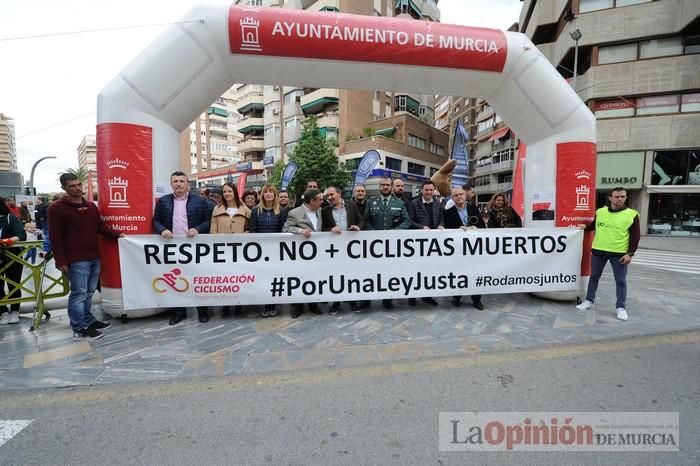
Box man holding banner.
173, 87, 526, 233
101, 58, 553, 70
364, 177, 411, 310
153, 171, 213, 325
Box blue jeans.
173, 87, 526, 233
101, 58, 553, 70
66, 260, 100, 332
585, 251, 628, 309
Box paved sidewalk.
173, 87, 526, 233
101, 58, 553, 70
1, 250, 698, 390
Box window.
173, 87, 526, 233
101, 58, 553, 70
284, 118, 298, 129
685, 36, 700, 55
408, 134, 427, 150
639, 37, 683, 59
385, 157, 402, 171
264, 124, 280, 136
474, 176, 490, 187
265, 147, 279, 158
681, 94, 700, 113
430, 143, 445, 156
430, 167, 438, 176
407, 162, 425, 176
285, 142, 297, 154
579, 0, 651, 12
652, 150, 691, 185
324, 127, 339, 141
636, 95, 679, 115
647, 193, 700, 235
598, 43, 637, 64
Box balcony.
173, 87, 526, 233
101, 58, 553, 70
238, 137, 264, 153
301, 88, 339, 114
316, 113, 339, 129
238, 117, 264, 134
236, 92, 264, 114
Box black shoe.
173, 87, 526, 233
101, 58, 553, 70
89, 320, 112, 330
422, 297, 438, 306
350, 302, 360, 313
309, 304, 322, 315
472, 301, 485, 311
291, 305, 303, 319
451, 296, 461, 307
198, 309, 209, 323
359, 301, 371, 310
407, 298, 417, 307
382, 299, 394, 310
169, 313, 186, 326
329, 303, 340, 315
73, 327, 104, 340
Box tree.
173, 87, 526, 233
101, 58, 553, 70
288, 116, 351, 197
267, 160, 285, 189
59, 167, 89, 183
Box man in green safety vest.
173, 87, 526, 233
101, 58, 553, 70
576, 187, 640, 321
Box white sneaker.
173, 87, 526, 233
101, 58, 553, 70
616, 308, 628, 321
576, 300, 594, 311
0, 313, 9, 325
8, 312, 19, 324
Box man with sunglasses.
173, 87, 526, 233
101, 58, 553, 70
444, 185, 485, 310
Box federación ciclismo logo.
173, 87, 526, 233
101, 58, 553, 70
152, 268, 190, 294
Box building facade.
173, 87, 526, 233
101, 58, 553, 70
202, 0, 444, 194
77, 135, 98, 196
0, 113, 17, 173
520, 0, 700, 239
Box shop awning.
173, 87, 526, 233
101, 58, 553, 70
488, 127, 510, 142
374, 127, 396, 136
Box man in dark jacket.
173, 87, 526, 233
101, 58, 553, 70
444, 185, 485, 310
322, 185, 364, 314
153, 171, 213, 325
407, 180, 444, 307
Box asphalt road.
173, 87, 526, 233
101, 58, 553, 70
1, 331, 699, 465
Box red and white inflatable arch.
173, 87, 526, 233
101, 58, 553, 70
97, 4, 596, 317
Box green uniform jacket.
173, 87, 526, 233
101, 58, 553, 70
364, 195, 411, 230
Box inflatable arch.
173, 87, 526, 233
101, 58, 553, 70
97, 4, 596, 317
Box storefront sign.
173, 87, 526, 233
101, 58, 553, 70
597, 152, 644, 189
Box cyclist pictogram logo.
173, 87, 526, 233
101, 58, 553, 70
152, 268, 190, 294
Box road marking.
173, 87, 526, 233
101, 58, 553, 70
634, 250, 700, 275
3, 330, 699, 408
0, 420, 33, 447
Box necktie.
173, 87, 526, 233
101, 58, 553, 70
383, 198, 388, 209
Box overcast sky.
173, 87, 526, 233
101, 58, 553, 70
0, 0, 522, 193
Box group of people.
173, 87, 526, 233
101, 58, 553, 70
0, 169, 638, 340
151, 171, 527, 324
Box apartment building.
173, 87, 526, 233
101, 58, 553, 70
204, 0, 444, 195
0, 113, 17, 172
180, 87, 240, 180
520, 0, 700, 239
77, 135, 97, 196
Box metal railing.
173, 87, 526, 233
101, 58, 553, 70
0, 241, 69, 331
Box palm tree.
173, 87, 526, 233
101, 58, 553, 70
59, 167, 89, 183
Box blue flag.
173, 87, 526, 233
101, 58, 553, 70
450, 119, 469, 189
354, 150, 381, 187
280, 161, 298, 190
226, 170, 234, 184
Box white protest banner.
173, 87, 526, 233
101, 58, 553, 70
118, 228, 583, 310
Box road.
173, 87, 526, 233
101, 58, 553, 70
1, 331, 698, 465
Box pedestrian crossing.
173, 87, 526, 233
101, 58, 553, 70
632, 249, 700, 275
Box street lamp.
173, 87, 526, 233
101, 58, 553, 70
569, 29, 582, 93
28, 156, 56, 196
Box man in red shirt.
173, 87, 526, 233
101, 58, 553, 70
48, 173, 122, 340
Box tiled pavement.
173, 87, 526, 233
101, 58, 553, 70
1, 252, 698, 390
